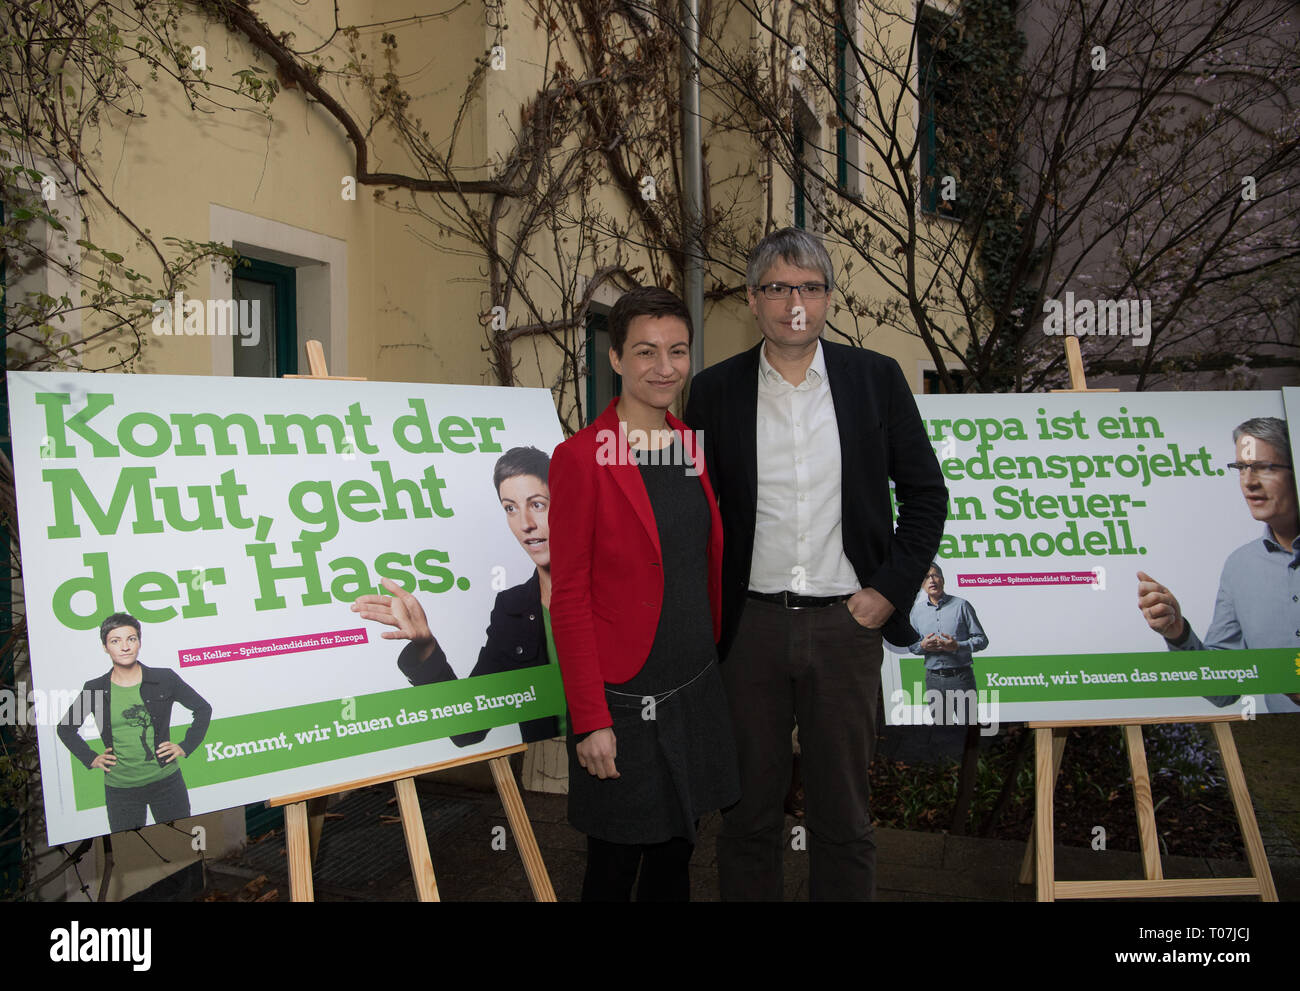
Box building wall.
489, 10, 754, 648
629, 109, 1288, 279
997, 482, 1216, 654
690, 0, 971, 392
1015, 0, 1299, 391
65, 0, 499, 385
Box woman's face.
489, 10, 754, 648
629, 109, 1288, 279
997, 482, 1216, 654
103, 626, 141, 667
609, 314, 691, 413
498, 474, 551, 569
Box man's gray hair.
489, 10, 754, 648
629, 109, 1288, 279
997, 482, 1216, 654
1232, 417, 1290, 460
746, 227, 835, 292
928, 562, 944, 578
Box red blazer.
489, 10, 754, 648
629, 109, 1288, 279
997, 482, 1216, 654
548, 399, 724, 735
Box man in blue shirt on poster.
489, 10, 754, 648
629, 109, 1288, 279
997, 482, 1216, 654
1137, 416, 1300, 713
908, 563, 989, 723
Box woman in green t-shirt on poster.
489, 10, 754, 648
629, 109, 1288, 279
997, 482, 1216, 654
58, 613, 212, 833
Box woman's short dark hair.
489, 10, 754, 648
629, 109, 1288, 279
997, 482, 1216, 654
493, 446, 550, 494
608, 286, 694, 356
100, 612, 141, 643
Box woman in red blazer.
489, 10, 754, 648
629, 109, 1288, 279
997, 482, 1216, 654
548, 286, 739, 901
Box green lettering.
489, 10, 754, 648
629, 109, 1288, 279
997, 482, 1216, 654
471, 416, 505, 452
437, 416, 477, 454
123, 571, 179, 622
265, 413, 349, 455
118, 411, 172, 457
154, 482, 224, 532
43, 466, 162, 538
328, 555, 372, 602
337, 479, 381, 523
246, 541, 332, 610
52, 552, 116, 630
176, 567, 227, 619
171, 412, 269, 456
35, 391, 118, 458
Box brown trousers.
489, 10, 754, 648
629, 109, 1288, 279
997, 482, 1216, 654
717, 597, 882, 901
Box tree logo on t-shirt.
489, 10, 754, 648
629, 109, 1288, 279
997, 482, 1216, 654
122, 703, 154, 761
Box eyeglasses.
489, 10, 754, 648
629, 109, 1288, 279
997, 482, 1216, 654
754, 282, 829, 300
1227, 461, 1293, 477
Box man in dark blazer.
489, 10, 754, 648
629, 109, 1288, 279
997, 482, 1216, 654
685, 227, 948, 900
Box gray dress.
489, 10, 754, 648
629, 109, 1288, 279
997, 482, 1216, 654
566, 442, 741, 844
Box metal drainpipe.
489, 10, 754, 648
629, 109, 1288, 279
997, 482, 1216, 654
681, 0, 705, 384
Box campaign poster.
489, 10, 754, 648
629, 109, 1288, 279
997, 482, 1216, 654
8, 372, 567, 845
1283, 388, 1300, 472
884, 391, 1300, 726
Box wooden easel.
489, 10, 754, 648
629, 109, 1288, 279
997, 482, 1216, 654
269, 744, 554, 901
268, 340, 556, 902
1015, 337, 1278, 901
1019, 717, 1276, 900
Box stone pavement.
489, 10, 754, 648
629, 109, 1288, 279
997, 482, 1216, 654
201, 775, 1300, 902
198, 708, 1299, 902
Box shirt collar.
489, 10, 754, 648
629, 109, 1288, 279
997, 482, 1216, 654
924, 593, 951, 608
758, 338, 825, 388
1261, 522, 1300, 560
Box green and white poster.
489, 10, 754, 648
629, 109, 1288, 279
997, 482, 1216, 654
8, 372, 566, 845
884, 391, 1300, 726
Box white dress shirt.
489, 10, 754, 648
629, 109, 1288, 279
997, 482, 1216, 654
749, 340, 861, 595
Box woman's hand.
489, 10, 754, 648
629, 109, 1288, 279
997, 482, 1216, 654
156, 741, 186, 764
576, 727, 619, 779
90, 748, 116, 772
352, 579, 437, 660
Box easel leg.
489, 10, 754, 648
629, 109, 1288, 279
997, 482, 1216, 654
1019, 727, 1066, 886
1033, 727, 1059, 901
1211, 722, 1278, 901
284, 801, 314, 902
950, 724, 981, 835
393, 777, 440, 901
1123, 724, 1163, 881
98, 834, 114, 902
306, 795, 329, 863
489, 755, 557, 902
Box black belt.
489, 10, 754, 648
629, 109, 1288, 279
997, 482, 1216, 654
747, 590, 853, 610
930, 666, 972, 676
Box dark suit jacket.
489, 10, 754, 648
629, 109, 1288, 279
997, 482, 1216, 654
549, 398, 725, 734
56, 662, 212, 770
397, 571, 561, 746
684, 337, 948, 655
